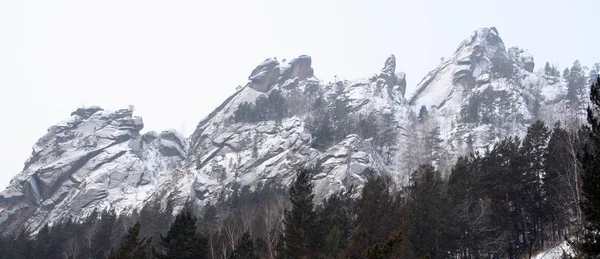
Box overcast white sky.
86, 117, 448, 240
0, 0, 599, 190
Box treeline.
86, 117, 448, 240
233, 89, 287, 123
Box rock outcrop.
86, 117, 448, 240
0, 107, 187, 233
247, 55, 314, 92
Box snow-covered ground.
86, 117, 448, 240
533, 241, 573, 259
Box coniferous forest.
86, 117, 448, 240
1, 77, 600, 258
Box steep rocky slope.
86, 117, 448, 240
158, 54, 411, 207
408, 27, 573, 170
0, 107, 187, 233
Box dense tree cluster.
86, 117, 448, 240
234, 90, 287, 123
544, 62, 561, 77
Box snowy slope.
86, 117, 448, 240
533, 241, 573, 259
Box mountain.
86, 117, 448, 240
0, 27, 586, 234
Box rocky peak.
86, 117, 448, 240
0, 107, 187, 234
376, 55, 407, 98
247, 55, 314, 92
409, 27, 512, 108
508, 47, 535, 72
69, 106, 104, 119
454, 27, 506, 58
381, 55, 396, 77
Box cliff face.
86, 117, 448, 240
0, 106, 187, 233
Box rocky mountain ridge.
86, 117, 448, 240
0, 27, 589, 234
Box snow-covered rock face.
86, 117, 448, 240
158, 54, 410, 207
247, 55, 314, 93
408, 27, 568, 161
0, 107, 188, 233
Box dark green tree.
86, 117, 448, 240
109, 222, 150, 259
447, 156, 491, 257
153, 208, 209, 259
365, 230, 403, 259
266, 89, 287, 122
276, 169, 322, 259
234, 102, 257, 123
405, 164, 454, 258
91, 210, 117, 259
578, 75, 600, 257
32, 224, 51, 259
345, 174, 396, 258
519, 120, 551, 255
317, 187, 355, 257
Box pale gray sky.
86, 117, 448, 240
1, 0, 599, 190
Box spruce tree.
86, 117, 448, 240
91, 210, 117, 259
317, 187, 355, 257
545, 123, 575, 235
109, 222, 150, 259
578, 75, 600, 257
33, 224, 51, 259
520, 120, 551, 253
345, 174, 395, 258
567, 60, 587, 115
276, 169, 322, 258
545, 62, 552, 76
153, 208, 209, 259
405, 164, 453, 258
447, 156, 488, 257
365, 230, 403, 259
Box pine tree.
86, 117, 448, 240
365, 230, 403, 259
447, 156, 489, 257
266, 89, 287, 122
479, 136, 524, 257
545, 123, 576, 238
566, 60, 587, 117
578, 75, 600, 257
589, 63, 600, 86
377, 112, 399, 165
545, 62, 552, 76
276, 169, 322, 259
405, 164, 453, 258
153, 208, 209, 259
418, 105, 429, 122
564, 68, 570, 80
229, 232, 259, 259
109, 222, 150, 259
33, 224, 51, 259
425, 126, 445, 169
345, 174, 395, 258
91, 210, 117, 259
520, 120, 551, 254
317, 187, 355, 257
